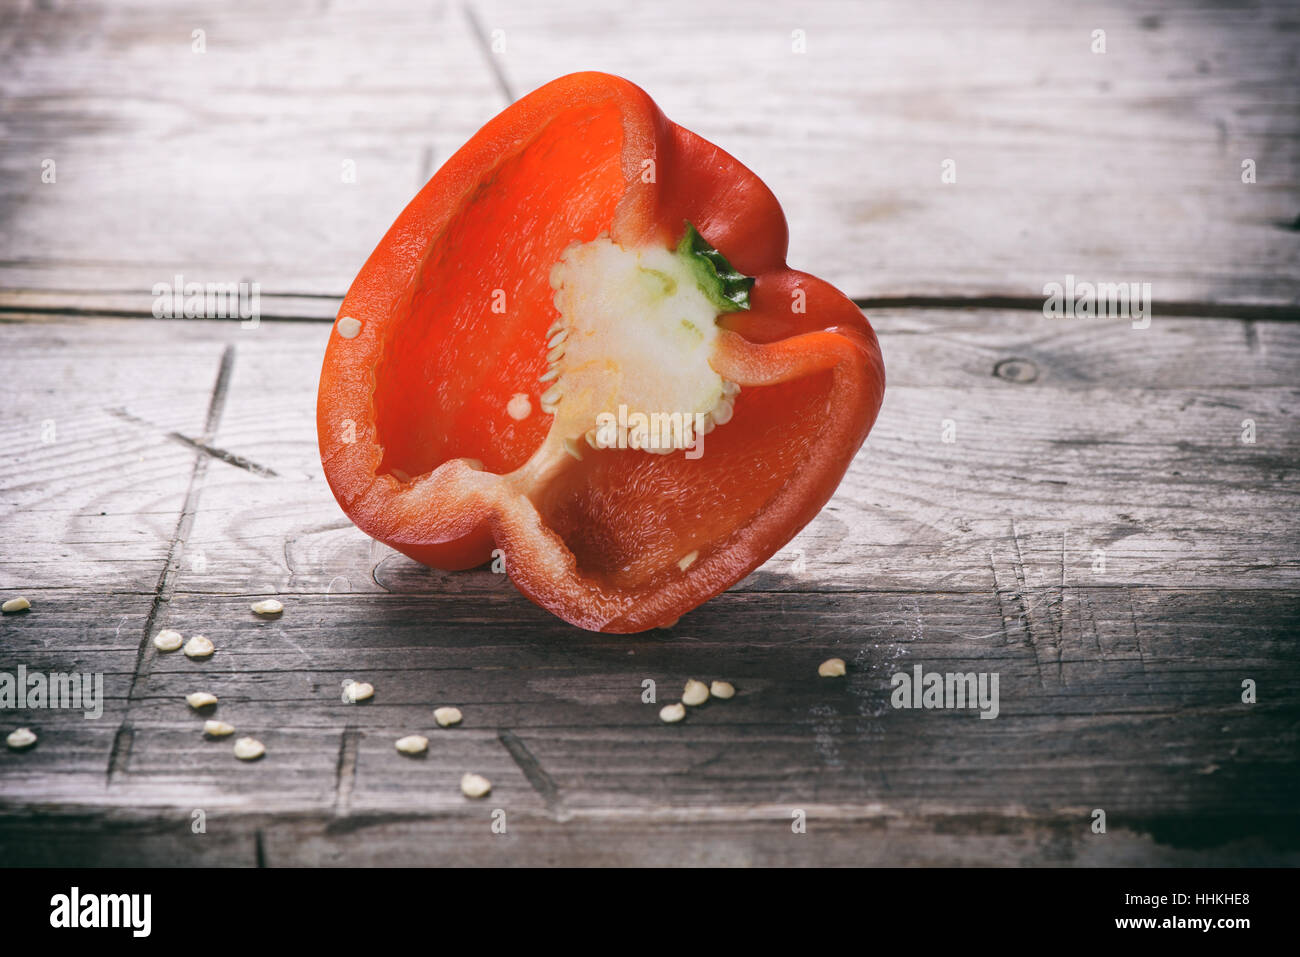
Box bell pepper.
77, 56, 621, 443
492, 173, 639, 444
317, 72, 885, 633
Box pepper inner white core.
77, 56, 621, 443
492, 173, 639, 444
545, 237, 727, 453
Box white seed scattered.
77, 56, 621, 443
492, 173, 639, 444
6, 728, 37, 750
434, 706, 463, 727
546, 319, 565, 336
186, 692, 218, 710
460, 772, 492, 798
710, 680, 736, 699
336, 316, 362, 339
711, 398, 735, 425
722, 379, 741, 397
677, 550, 699, 572
204, 720, 235, 737
682, 679, 710, 706
818, 657, 847, 678
507, 393, 532, 420
562, 437, 584, 461
547, 328, 569, 349
659, 702, 686, 724
395, 734, 429, 755
540, 383, 564, 406
250, 598, 283, 616
546, 344, 566, 363
233, 736, 265, 760
344, 681, 374, 703
2, 597, 30, 613
183, 635, 214, 658
153, 629, 184, 652
538, 367, 560, 383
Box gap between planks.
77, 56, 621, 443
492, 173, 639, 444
109, 344, 237, 780
4, 294, 1300, 323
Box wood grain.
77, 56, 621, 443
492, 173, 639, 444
0, 0, 501, 298
1, 311, 1295, 864
467, 0, 1300, 305
1, 0, 1296, 866
2, 0, 1296, 308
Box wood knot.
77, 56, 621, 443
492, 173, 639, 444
993, 357, 1039, 383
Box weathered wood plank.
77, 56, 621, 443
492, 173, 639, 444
0, 0, 501, 297
2, 587, 1295, 862
4, 806, 1294, 866
2, 313, 1297, 596
0, 325, 225, 594
3, 0, 1296, 307
471, 0, 1300, 304
2, 312, 1296, 864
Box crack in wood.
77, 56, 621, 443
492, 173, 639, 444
104, 406, 278, 477
164, 432, 279, 478
987, 552, 1012, 648
1051, 530, 1067, 686
462, 2, 516, 105
1244, 320, 1261, 353
1129, 592, 1153, 693
122, 345, 237, 723
106, 721, 133, 783
8, 295, 1299, 323
1008, 518, 1048, 690
498, 729, 561, 812
418, 144, 435, 186
333, 727, 360, 815
851, 295, 1300, 321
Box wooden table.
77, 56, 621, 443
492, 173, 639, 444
1, 0, 1296, 866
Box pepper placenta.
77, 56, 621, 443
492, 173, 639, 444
317, 72, 885, 633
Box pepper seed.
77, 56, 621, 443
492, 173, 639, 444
818, 657, 846, 678
233, 737, 265, 760
460, 773, 491, 798
204, 720, 235, 737
682, 679, 710, 706
659, 702, 686, 724
6, 728, 37, 750
395, 735, 429, 755
507, 393, 532, 420
336, 316, 362, 339
2, 597, 31, 613
183, 635, 214, 658
434, 706, 463, 727
153, 629, 184, 652
710, 680, 736, 699
344, 681, 374, 703
250, 599, 283, 616
186, 692, 218, 710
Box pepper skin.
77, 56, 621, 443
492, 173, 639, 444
317, 72, 885, 633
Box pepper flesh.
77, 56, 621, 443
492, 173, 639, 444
317, 72, 885, 633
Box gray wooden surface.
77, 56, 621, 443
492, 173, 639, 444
1, 0, 1297, 866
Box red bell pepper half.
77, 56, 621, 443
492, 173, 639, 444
317, 72, 885, 633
